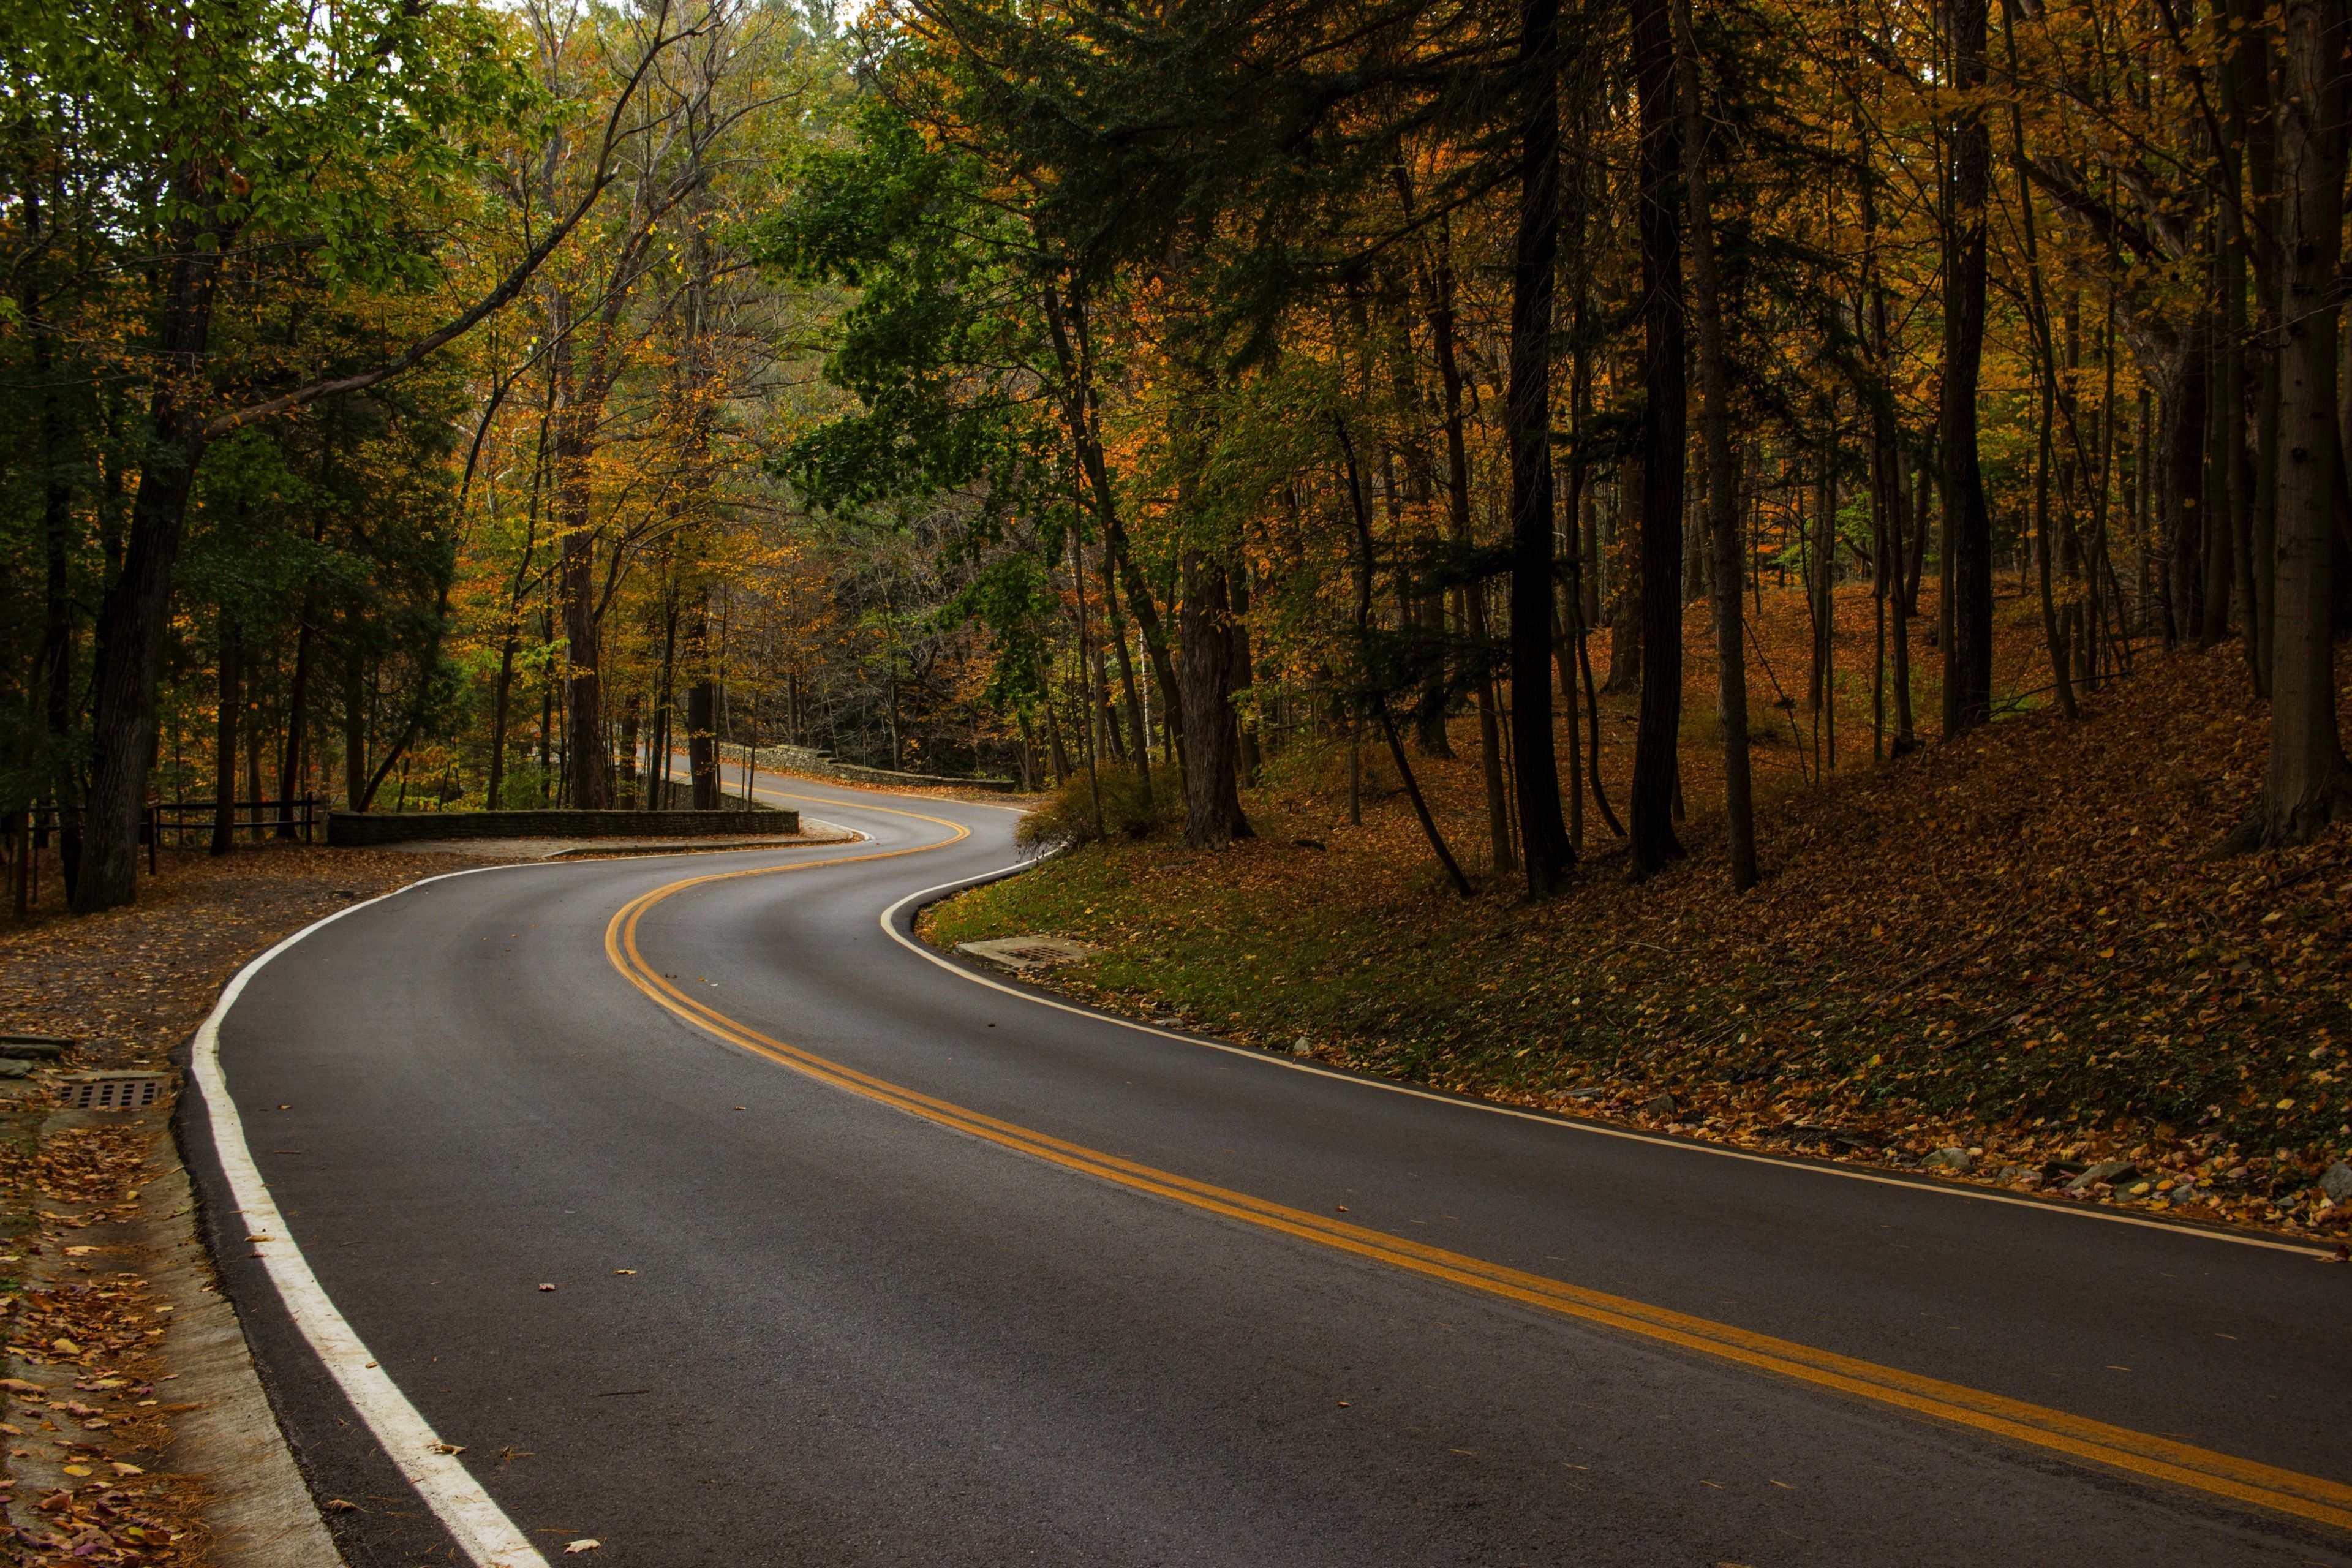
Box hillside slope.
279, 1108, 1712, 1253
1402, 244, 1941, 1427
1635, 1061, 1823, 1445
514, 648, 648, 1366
929, 628, 2352, 1243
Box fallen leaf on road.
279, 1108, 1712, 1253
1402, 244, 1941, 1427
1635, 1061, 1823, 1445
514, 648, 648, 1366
537, 1283, 557, 1292
613, 1269, 636, 1275
565, 1540, 601, 1553
325, 1499, 360, 1512
429, 1442, 465, 1455
111, 1462, 143, 1475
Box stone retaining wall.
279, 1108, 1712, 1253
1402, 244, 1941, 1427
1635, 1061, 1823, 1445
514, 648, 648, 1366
638, 777, 764, 811
716, 741, 1017, 793
327, 807, 796, 846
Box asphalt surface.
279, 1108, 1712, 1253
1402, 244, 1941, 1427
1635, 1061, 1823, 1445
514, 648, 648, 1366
186, 772, 2352, 1567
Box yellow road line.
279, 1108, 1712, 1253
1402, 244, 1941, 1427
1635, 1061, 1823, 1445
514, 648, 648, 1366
603, 857, 2352, 1536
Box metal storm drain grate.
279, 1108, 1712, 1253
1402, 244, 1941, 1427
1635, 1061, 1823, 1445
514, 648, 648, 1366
57, 1072, 168, 1111
954, 935, 1098, 971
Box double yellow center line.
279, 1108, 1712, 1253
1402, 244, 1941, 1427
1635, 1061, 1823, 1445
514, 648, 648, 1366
602, 812, 2352, 1536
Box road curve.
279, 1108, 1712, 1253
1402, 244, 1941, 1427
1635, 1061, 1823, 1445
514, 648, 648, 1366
184, 771, 2351, 1567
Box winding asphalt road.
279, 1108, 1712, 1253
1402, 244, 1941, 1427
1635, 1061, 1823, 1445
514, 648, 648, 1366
183, 771, 2351, 1567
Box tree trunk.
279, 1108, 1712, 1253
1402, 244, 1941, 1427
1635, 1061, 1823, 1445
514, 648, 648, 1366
344, 659, 368, 810
487, 633, 517, 809
1677, 0, 1757, 889
688, 592, 719, 810
1102, 549, 1152, 793
1177, 552, 1253, 847
688, 674, 718, 807
2162, 361, 2209, 647
619, 695, 641, 807
1045, 701, 1074, 783
1042, 285, 1185, 764
1424, 214, 1515, 872
557, 470, 607, 809
34, 325, 76, 792
549, 304, 612, 813
2203, 317, 2238, 649
211, 612, 239, 856
277, 606, 316, 839
2235, 0, 2352, 846
1940, 0, 1995, 736
1230, 565, 1261, 786
1607, 454, 1644, 692
1630, 0, 1687, 876
1507, 0, 1575, 894
2003, 19, 2080, 723
75, 195, 223, 912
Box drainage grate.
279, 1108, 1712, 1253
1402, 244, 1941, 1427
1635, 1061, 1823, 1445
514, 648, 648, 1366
954, 935, 1098, 971
57, 1072, 167, 1111
1000, 943, 1082, 963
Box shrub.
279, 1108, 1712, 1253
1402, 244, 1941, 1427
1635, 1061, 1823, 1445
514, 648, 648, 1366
1016, 766, 1177, 851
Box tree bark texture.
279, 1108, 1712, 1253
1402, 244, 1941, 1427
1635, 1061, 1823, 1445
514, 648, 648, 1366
2241, 0, 2352, 845
211, 612, 239, 855
1941, 0, 1995, 734
1178, 552, 1253, 847
1630, 0, 1687, 875
1507, 0, 1575, 894
1676, 0, 1756, 890
75, 188, 223, 912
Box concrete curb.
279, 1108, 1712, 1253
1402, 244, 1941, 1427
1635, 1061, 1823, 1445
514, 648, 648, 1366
141, 1136, 345, 1567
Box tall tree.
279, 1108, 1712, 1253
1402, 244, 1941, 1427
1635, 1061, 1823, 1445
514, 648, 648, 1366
1676, 0, 1756, 890
1507, 0, 1577, 894
1629, 0, 1687, 875
1940, 0, 1995, 734
2233, 0, 2352, 845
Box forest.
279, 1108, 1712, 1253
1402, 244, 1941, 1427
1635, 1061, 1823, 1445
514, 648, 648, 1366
4, 0, 2349, 920
7, 3, 2352, 1558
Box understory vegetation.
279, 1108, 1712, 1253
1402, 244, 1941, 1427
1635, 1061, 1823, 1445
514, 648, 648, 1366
931, 620, 2352, 1241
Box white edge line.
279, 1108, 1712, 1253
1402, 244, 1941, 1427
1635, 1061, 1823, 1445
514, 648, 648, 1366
874, 865, 2336, 1261
190, 864, 551, 1568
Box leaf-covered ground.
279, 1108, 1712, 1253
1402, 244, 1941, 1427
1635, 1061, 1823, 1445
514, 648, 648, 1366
928, 592, 2352, 1245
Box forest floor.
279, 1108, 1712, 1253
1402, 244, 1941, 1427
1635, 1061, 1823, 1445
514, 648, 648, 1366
0, 843, 487, 1565
927, 586, 2352, 1247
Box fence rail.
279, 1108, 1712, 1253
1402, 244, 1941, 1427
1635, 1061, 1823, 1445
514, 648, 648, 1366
5, 796, 320, 881
146, 796, 323, 849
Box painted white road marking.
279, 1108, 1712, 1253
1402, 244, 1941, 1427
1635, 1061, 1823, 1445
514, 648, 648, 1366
194, 867, 549, 1568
